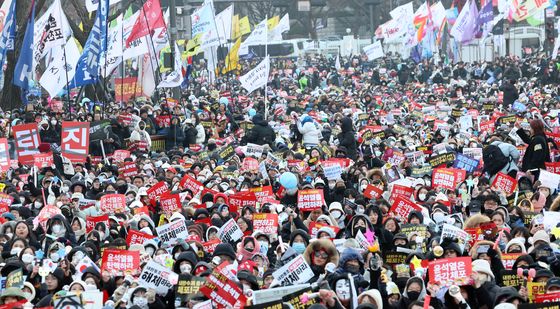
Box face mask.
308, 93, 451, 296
23, 292, 32, 300
335, 280, 351, 300
52, 224, 64, 235
133, 297, 148, 307
10, 247, 22, 256
355, 226, 366, 235
259, 241, 269, 254
336, 186, 345, 193
51, 120, 57, 126
374, 150, 382, 157
34, 201, 42, 209
346, 264, 360, 274
360, 184, 367, 192
98, 231, 105, 240
22, 253, 34, 264
331, 211, 342, 220
418, 193, 426, 201
407, 291, 420, 301
145, 247, 155, 256
50, 253, 60, 262
174, 253, 181, 260
292, 242, 306, 254
510, 215, 519, 223
328, 183, 336, 189
180, 264, 192, 274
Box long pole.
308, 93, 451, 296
264, 14, 269, 121
369, 5, 374, 43
169, 0, 181, 99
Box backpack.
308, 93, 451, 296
482, 144, 509, 175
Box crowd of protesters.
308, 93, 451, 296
0, 52, 560, 309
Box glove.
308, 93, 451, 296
146, 288, 156, 303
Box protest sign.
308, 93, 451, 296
147, 181, 169, 206
218, 218, 243, 243
202, 238, 221, 253
112, 150, 130, 163
34, 205, 61, 232
440, 223, 468, 252
411, 165, 433, 178
323, 163, 343, 180
539, 169, 560, 190
385, 252, 408, 265
282, 287, 317, 308
179, 174, 204, 196
400, 224, 429, 238
245, 143, 264, 158
0, 193, 13, 213
61, 121, 90, 162
249, 186, 275, 203
33, 153, 53, 169
228, 191, 257, 213
427, 153, 456, 167
100, 194, 126, 214
156, 219, 188, 245
363, 184, 383, 199
453, 153, 479, 173
253, 213, 279, 234
536, 292, 560, 303
519, 302, 560, 309
218, 144, 235, 161
428, 257, 472, 286
82, 290, 104, 309
308, 221, 341, 239
432, 168, 466, 190
501, 253, 522, 270
160, 192, 181, 215
13, 123, 41, 165
527, 282, 546, 302
390, 196, 422, 220
52, 292, 82, 309
464, 227, 484, 249
118, 162, 138, 178
492, 172, 518, 195
86, 214, 109, 233
500, 269, 522, 287
297, 189, 325, 212
101, 249, 140, 276
126, 229, 156, 246
0, 138, 9, 172
272, 254, 314, 285
6, 268, 23, 289
176, 275, 206, 300
242, 157, 260, 171
546, 162, 560, 174
139, 260, 179, 295
200, 262, 247, 307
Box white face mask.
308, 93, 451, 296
145, 247, 155, 256
180, 263, 192, 274
418, 193, 427, 201
335, 279, 351, 300
10, 247, 22, 256
34, 201, 42, 209
51, 120, 57, 126
50, 253, 60, 262
133, 297, 148, 307
22, 253, 34, 264
52, 224, 65, 235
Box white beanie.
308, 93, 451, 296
505, 237, 526, 253
472, 259, 494, 279
494, 304, 516, 309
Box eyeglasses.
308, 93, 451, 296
314, 251, 329, 259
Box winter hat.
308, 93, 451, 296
505, 237, 526, 253
316, 227, 336, 238
472, 259, 494, 279
329, 202, 344, 214
494, 304, 516, 309
316, 215, 334, 226
23, 281, 36, 301
213, 243, 236, 261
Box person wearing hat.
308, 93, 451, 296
303, 238, 339, 283
174, 251, 198, 276
35, 267, 66, 307
472, 259, 500, 305
213, 243, 236, 264
0, 287, 27, 306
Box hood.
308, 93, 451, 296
341, 117, 353, 132
303, 239, 339, 267
346, 214, 374, 238
252, 114, 268, 126
402, 276, 427, 299
337, 247, 364, 273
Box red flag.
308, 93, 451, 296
125, 0, 166, 46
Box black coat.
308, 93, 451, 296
500, 82, 519, 106
517, 128, 550, 172
183, 125, 198, 147
337, 117, 357, 160
245, 114, 276, 147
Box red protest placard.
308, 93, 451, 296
36, 205, 61, 232
479, 120, 495, 133
0, 193, 12, 214
492, 172, 518, 196
0, 138, 10, 172
391, 185, 414, 199
118, 162, 138, 178
464, 228, 483, 249
147, 181, 169, 205
86, 214, 109, 233
535, 292, 560, 303
548, 132, 560, 148
432, 168, 466, 190
101, 249, 140, 276
133, 205, 150, 216
363, 184, 383, 199
241, 157, 259, 171
115, 77, 143, 102
160, 192, 181, 215
546, 162, 560, 174
100, 194, 126, 214
112, 150, 131, 163
199, 262, 247, 308
501, 253, 522, 270
13, 123, 41, 165
33, 153, 53, 169
228, 191, 257, 214
249, 186, 275, 203
390, 196, 422, 220
308, 222, 341, 238
126, 229, 156, 246
252, 213, 279, 234
428, 257, 472, 286
202, 238, 220, 253
179, 174, 203, 196
297, 189, 325, 212
61, 121, 90, 163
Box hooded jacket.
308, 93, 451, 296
298, 116, 321, 146
245, 114, 276, 147
345, 214, 374, 239
42, 214, 76, 251
337, 117, 357, 160
166, 117, 185, 150
303, 239, 339, 281
130, 121, 152, 149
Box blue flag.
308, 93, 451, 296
13, 2, 35, 104
68, 0, 108, 88
478, 0, 493, 25
0, 0, 16, 82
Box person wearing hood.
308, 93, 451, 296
245, 113, 276, 148
39, 119, 60, 144
40, 214, 76, 252
303, 238, 339, 283
35, 267, 66, 307
71, 217, 86, 244
345, 214, 374, 239
166, 117, 185, 151
337, 117, 357, 160
288, 229, 310, 255
443, 285, 479, 309
174, 251, 198, 276
130, 120, 152, 151
297, 114, 322, 147
366, 205, 394, 252
128, 286, 166, 309
183, 117, 199, 148
89, 123, 121, 156
396, 276, 443, 309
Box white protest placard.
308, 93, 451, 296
193, 300, 213, 309
156, 219, 188, 245
363, 41, 384, 60
539, 169, 560, 190
355, 230, 370, 251
323, 164, 343, 180
259, 161, 269, 180
509, 129, 524, 146
245, 143, 264, 158
218, 218, 243, 243
239, 56, 270, 93
440, 223, 468, 252
463, 148, 482, 160
272, 255, 314, 285
139, 260, 178, 295
543, 211, 560, 231
459, 115, 473, 133
82, 290, 104, 309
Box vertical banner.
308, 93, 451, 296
13, 123, 41, 165
0, 138, 10, 172
61, 122, 90, 162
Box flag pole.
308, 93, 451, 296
55, 2, 71, 108
264, 14, 269, 121
138, 0, 165, 101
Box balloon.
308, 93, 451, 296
279, 172, 298, 189
219, 97, 229, 106
248, 108, 256, 117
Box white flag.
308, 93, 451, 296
239, 56, 270, 93
363, 41, 384, 60
269, 13, 290, 41
86, 0, 122, 12
390, 1, 414, 20
335, 54, 341, 71
33, 0, 72, 68
101, 14, 124, 78
39, 38, 80, 97
216, 5, 233, 43
239, 18, 268, 55
141, 54, 156, 97
158, 44, 183, 88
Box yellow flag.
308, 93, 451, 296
183, 34, 202, 58
239, 16, 251, 36
223, 38, 241, 74
268, 16, 279, 31
232, 15, 240, 39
